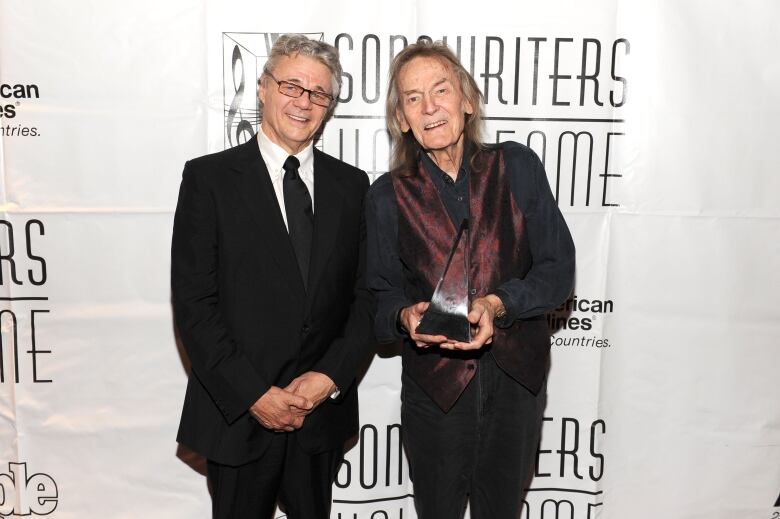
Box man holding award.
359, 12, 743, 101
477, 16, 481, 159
366, 41, 576, 518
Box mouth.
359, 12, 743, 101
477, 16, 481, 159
424, 120, 447, 130
286, 113, 310, 123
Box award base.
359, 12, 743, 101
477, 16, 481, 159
416, 309, 471, 343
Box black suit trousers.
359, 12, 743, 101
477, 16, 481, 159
207, 434, 343, 519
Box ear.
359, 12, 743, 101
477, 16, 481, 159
258, 76, 267, 105
396, 108, 410, 132
463, 96, 474, 116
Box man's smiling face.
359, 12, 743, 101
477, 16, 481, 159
395, 56, 473, 157
259, 54, 333, 155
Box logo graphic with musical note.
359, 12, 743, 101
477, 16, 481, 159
222, 32, 325, 150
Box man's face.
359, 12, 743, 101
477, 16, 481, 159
259, 54, 333, 155
395, 56, 473, 155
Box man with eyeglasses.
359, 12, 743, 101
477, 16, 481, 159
172, 34, 373, 518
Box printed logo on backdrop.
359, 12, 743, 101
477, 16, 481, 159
222, 32, 629, 208
0, 462, 58, 516
0, 219, 51, 384
529, 416, 606, 518
267, 419, 606, 519
548, 295, 615, 350
264, 422, 411, 518
772, 490, 780, 519
0, 83, 40, 137
222, 32, 327, 150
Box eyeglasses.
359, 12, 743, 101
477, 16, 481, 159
265, 72, 334, 108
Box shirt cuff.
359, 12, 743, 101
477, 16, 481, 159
492, 288, 516, 328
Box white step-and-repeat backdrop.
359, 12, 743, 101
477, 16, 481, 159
1, 1, 778, 517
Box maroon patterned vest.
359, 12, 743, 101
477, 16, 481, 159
391, 147, 550, 412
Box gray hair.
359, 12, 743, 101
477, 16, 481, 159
386, 40, 485, 172
258, 34, 343, 118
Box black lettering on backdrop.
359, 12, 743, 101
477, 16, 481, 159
494, 128, 621, 208
482, 36, 507, 105
0, 219, 50, 384
362, 35, 381, 104
589, 420, 605, 481
0, 310, 19, 383
535, 416, 554, 477
602, 132, 624, 207
336, 424, 405, 490
542, 498, 575, 518
319, 33, 629, 206
610, 39, 629, 107
0, 84, 39, 99
385, 423, 403, 486
0, 462, 57, 516
30, 310, 51, 383
327, 34, 630, 110
389, 35, 407, 63
535, 416, 606, 482
529, 37, 547, 106
550, 37, 574, 106
360, 425, 379, 488
335, 33, 354, 103
578, 38, 603, 106
0, 309, 51, 384
0, 104, 16, 118
25, 219, 46, 285
445, 35, 476, 77
0, 220, 23, 285
0, 220, 48, 285
559, 417, 583, 480
556, 131, 594, 206
513, 37, 521, 104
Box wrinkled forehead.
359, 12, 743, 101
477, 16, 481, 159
398, 55, 461, 88
270, 54, 334, 89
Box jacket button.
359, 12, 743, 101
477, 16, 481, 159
302, 324, 310, 334
470, 288, 477, 295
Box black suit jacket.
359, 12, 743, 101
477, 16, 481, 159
172, 138, 372, 465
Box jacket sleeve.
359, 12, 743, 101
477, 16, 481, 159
171, 162, 269, 424
365, 175, 413, 343
493, 144, 576, 324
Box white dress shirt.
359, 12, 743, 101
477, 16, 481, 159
256, 125, 315, 231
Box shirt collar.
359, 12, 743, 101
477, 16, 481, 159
256, 124, 315, 180
419, 140, 473, 185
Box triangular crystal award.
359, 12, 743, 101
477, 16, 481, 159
416, 218, 471, 343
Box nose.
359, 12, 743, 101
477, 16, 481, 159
293, 91, 313, 109
421, 94, 436, 115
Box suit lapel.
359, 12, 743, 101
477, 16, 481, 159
231, 139, 306, 300
307, 149, 344, 302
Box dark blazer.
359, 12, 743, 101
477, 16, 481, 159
172, 138, 372, 466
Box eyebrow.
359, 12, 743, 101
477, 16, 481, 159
402, 78, 449, 95
281, 77, 330, 93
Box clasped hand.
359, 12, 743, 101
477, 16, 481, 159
249, 371, 336, 432
399, 295, 504, 351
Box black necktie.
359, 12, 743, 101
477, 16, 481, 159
282, 155, 313, 290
